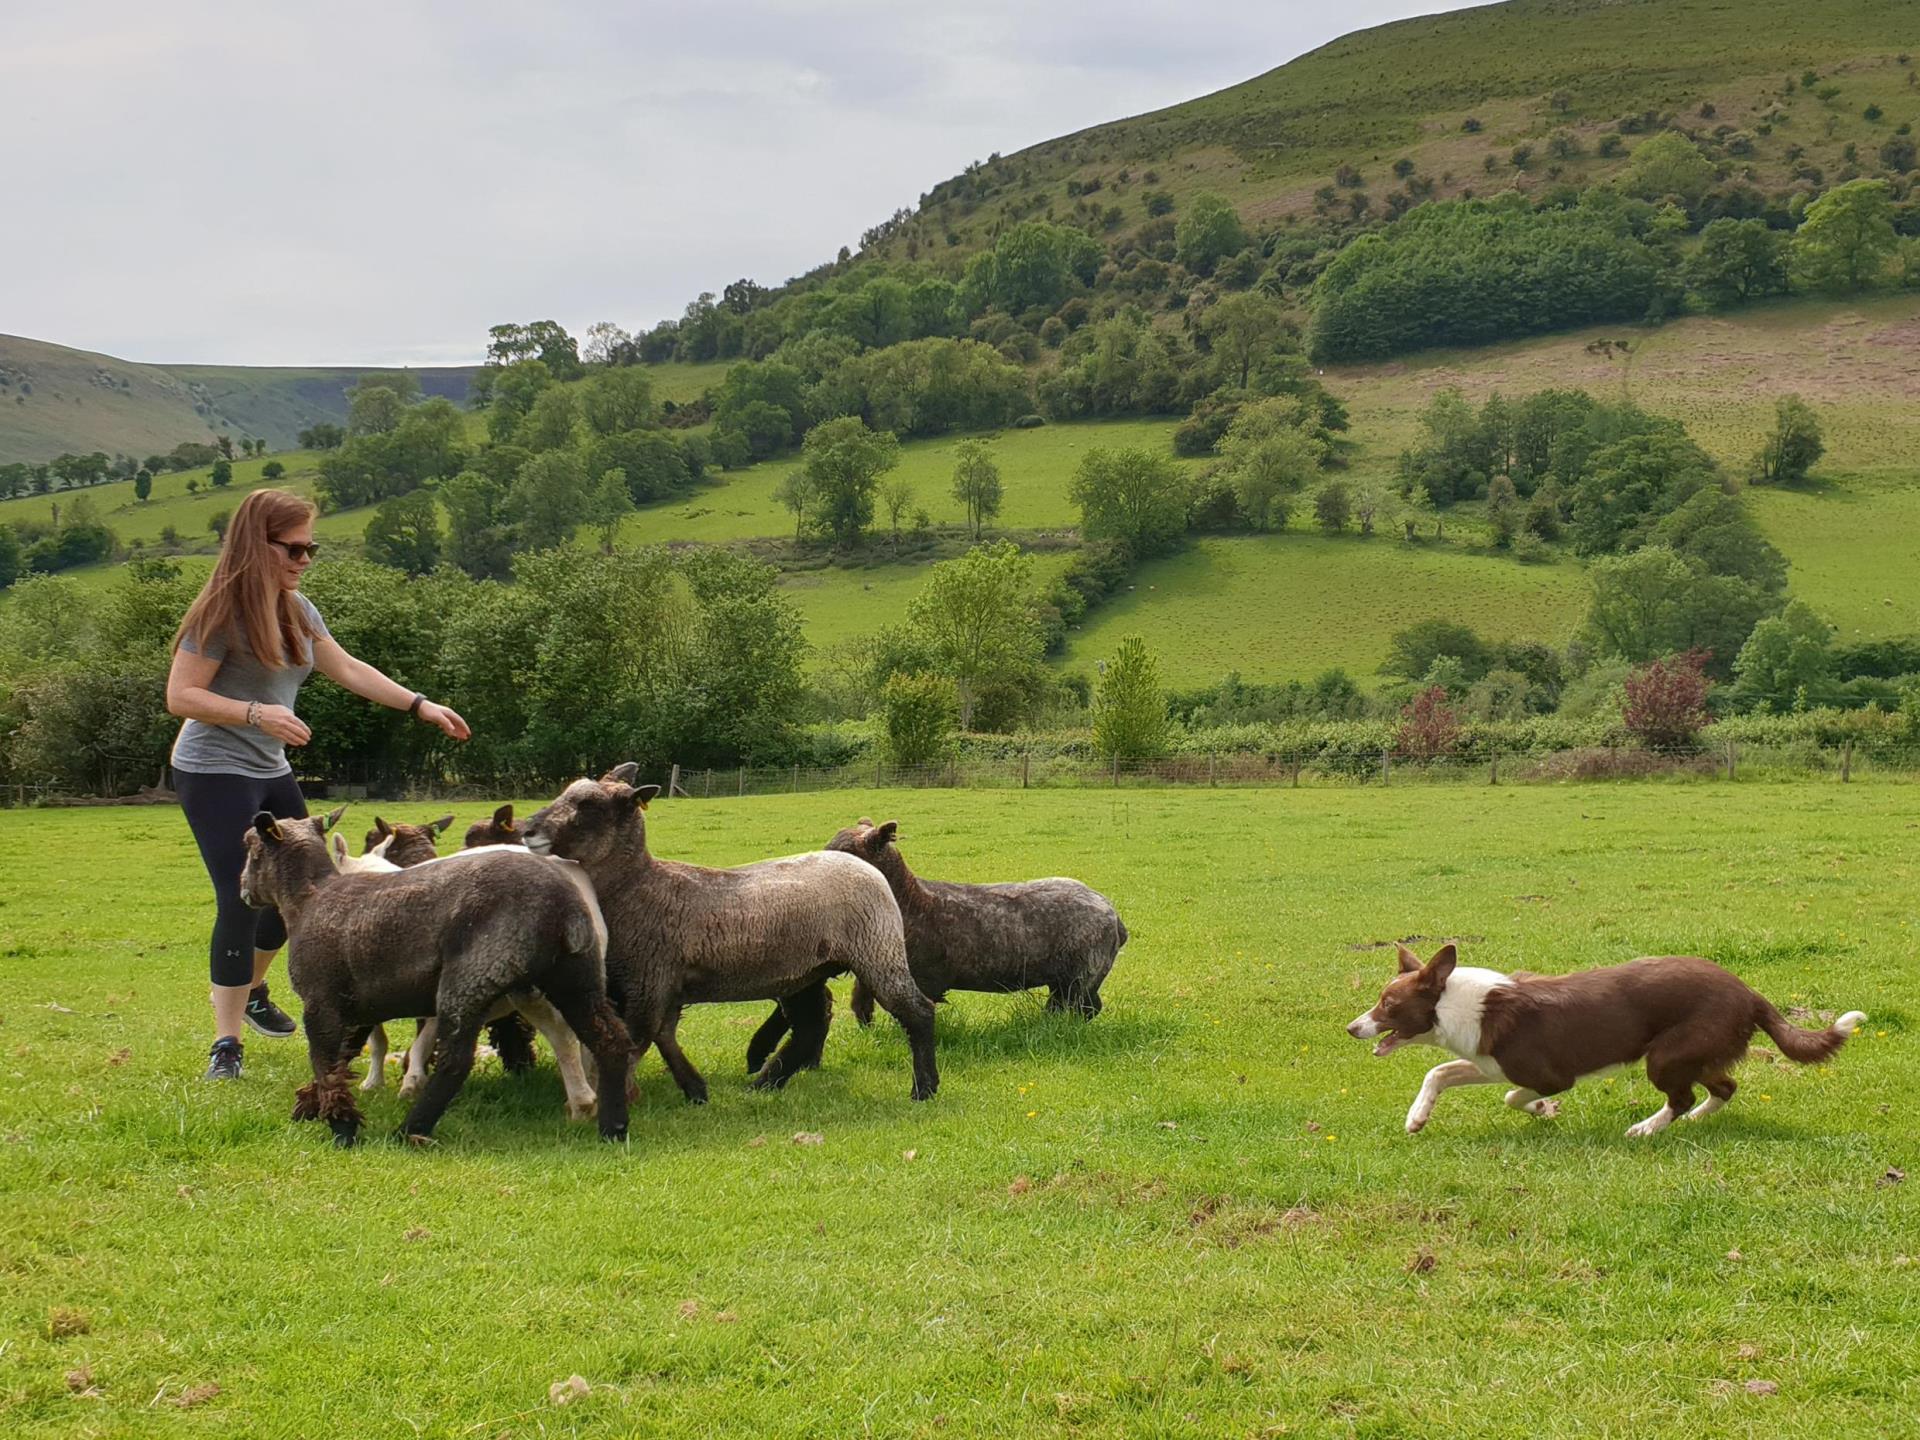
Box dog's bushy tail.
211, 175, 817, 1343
1756, 999, 1866, 1064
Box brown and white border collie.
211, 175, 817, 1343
1347, 944, 1866, 1137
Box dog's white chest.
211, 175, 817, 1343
1433, 967, 1513, 1076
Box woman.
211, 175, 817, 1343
166, 488, 470, 1080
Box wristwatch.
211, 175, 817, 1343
407, 692, 427, 718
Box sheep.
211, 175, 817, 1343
330, 831, 595, 1118
240, 809, 634, 1146
464, 803, 525, 850
364, 814, 453, 867
520, 765, 938, 1102
745, 817, 1128, 1074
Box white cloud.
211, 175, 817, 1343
2, 1, 1479, 365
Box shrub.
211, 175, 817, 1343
1622, 649, 1713, 749
1396, 685, 1462, 759
882, 672, 956, 766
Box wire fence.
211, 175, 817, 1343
6, 738, 1918, 808
647, 737, 1920, 800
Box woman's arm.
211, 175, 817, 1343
312, 636, 472, 740
166, 648, 310, 745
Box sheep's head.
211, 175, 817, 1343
826, 817, 908, 886
522, 764, 659, 866
464, 803, 526, 850
363, 814, 452, 868
240, 807, 347, 909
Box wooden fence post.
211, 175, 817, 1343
704, 769, 713, 799
1021, 751, 1030, 789
1381, 748, 1391, 786
792, 764, 801, 793
737, 766, 745, 797
1111, 754, 1120, 788
1489, 749, 1499, 786
1725, 739, 1737, 781
1841, 739, 1853, 783
876, 754, 884, 789
1208, 753, 1216, 787
668, 763, 680, 798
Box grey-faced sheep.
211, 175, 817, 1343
746, 817, 1128, 1075
240, 809, 634, 1146
520, 766, 938, 1102
358, 814, 541, 1075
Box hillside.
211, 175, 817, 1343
0, 333, 475, 464
873, 0, 1915, 265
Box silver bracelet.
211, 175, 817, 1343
246, 700, 261, 728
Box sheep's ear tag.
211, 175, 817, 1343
321, 805, 347, 833
430, 814, 454, 835
605, 762, 640, 786
253, 811, 283, 843
633, 784, 661, 810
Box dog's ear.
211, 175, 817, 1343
493, 803, 516, 829
1395, 943, 1422, 975
1422, 944, 1458, 987
632, 783, 661, 810
873, 820, 899, 847
320, 804, 347, 833
429, 814, 455, 835
603, 762, 640, 786
253, 811, 283, 843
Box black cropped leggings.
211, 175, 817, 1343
176, 769, 308, 987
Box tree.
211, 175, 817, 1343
1622, 649, 1713, 749
1684, 218, 1791, 306
363, 489, 442, 575
879, 475, 914, 554
882, 673, 957, 766
215, 434, 234, 461
1093, 635, 1170, 760
1583, 545, 1702, 662
580, 366, 655, 437
1793, 179, 1898, 291
261, 460, 286, 481
298, 422, 345, 450
949, 439, 1003, 540
1174, 194, 1249, 276
1396, 685, 1462, 759
133, 469, 152, 503
801, 416, 900, 547
1203, 291, 1288, 389
1751, 395, 1824, 485
1618, 132, 1715, 202
0, 525, 22, 589
506, 449, 591, 551
1070, 447, 1189, 556
1732, 600, 1834, 707
486, 320, 582, 380
582, 320, 633, 367
484, 359, 553, 444
586, 468, 635, 554
905, 540, 1042, 729
771, 469, 817, 543
439, 470, 514, 580
345, 379, 411, 437
208, 510, 231, 541
210, 459, 233, 489
1314, 482, 1352, 534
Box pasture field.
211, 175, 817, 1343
1063, 535, 1591, 685
0, 782, 1912, 1437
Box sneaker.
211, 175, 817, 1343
205, 1036, 245, 1080
244, 984, 298, 1038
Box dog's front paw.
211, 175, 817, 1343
1534, 1098, 1560, 1119
1404, 1109, 1431, 1134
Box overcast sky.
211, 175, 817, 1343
6, 1, 1482, 367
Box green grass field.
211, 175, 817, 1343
0, 782, 1912, 1436
1064, 535, 1591, 684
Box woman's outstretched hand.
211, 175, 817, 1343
417, 701, 472, 741
256, 704, 311, 747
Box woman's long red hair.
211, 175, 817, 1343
173, 489, 320, 668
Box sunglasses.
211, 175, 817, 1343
269, 539, 321, 562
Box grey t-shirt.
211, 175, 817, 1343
170, 593, 331, 778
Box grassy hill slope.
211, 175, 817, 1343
0, 333, 475, 464
877, 0, 1916, 263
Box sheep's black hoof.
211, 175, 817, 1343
911, 1081, 939, 1102
684, 1086, 709, 1105
328, 1121, 361, 1148
600, 1124, 629, 1143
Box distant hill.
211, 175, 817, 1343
867, 0, 1914, 265
0, 333, 474, 464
